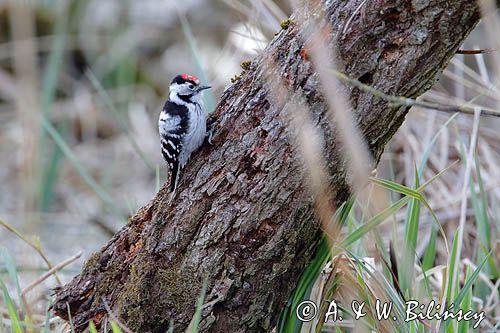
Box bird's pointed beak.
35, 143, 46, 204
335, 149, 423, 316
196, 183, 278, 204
198, 85, 211, 91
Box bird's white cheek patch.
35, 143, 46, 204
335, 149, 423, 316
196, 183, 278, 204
160, 113, 171, 121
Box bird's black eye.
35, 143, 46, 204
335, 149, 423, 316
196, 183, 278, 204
188, 84, 194, 89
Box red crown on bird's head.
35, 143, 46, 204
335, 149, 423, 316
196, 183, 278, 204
181, 74, 200, 84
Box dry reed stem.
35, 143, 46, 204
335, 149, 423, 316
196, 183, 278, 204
7, 0, 41, 221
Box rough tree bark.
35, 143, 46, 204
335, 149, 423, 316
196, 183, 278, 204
53, 1, 481, 332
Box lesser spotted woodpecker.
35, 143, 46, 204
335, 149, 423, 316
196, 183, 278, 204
158, 74, 211, 193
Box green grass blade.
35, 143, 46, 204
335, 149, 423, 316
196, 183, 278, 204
332, 196, 355, 225
0, 250, 22, 301
340, 196, 410, 248
369, 177, 423, 201
404, 168, 421, 257
41, 116, 118, 213
278, 199, 355, 333
190, 277, 208, 333
89, 321, 98, 333
469, 170, 492, 301
422, 224, 437, 271
0, 278, 23, 333
458, 265, 471, 333
445, 228, 460, 305
471, 153, 499, 280
400, 167, 421, 295
454, 248, 493, 307
277, 237, 329, 333
280, 161, 452, 333
110, 321, 123, 333
0, 249, 33, 328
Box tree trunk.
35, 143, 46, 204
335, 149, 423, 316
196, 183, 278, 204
52, 1, 481, 332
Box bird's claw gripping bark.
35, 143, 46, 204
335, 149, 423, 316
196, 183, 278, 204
205, 114, 217, 145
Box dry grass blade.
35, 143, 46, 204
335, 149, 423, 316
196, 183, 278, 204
289, 102, 340, 240
21, 252, 82, 296
452, 108, 482, 288
478, 0, 500, 89
261, 55, 340, 242
291, 1, 389, 217
317, 254, 398, 332
437, 107, 482, 332
0, 219, 61, 284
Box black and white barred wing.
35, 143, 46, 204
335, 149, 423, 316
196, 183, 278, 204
158, 107, 186, 192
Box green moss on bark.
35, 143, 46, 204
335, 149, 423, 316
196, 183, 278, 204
116, 254, 202, 332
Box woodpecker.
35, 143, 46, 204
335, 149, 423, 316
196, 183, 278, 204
158, 74, 211, 194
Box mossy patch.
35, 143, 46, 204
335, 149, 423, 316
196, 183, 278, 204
83, 252, 101, 272
240, 60, 252, 71
231, 74, 241, 83
90, 258, 128, 308
116, 254, 203, 332
280, 19, 294, 30
231, 61, 252, 85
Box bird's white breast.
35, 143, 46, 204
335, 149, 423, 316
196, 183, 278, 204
179, 102, 206, 167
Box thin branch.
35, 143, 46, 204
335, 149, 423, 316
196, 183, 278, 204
456, 48, 496, 54
330, 69, 500, 117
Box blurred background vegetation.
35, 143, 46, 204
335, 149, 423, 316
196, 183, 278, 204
0, 0, 499, 331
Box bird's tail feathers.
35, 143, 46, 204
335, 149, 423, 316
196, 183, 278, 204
169, 163, 180, 193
